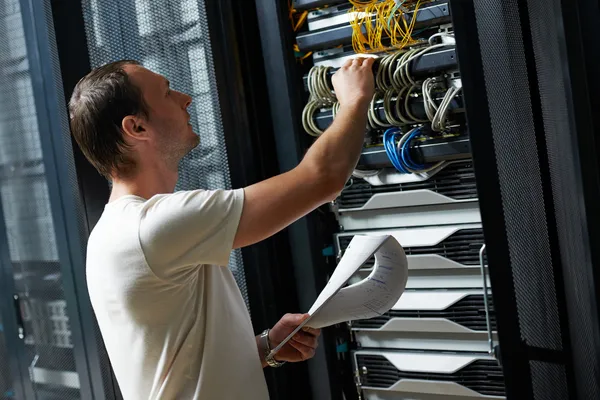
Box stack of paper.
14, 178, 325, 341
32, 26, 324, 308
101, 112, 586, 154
269, 235, 408, 358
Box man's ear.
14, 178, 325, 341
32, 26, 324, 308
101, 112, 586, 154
122, 115, 148, 142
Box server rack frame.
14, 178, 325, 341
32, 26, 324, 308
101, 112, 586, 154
254, 0, 346, 398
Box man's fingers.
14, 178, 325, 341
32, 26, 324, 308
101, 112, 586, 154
361, 57, 375, 69
281, 313, 309, 327
352, 57, 366, 67
290, 338, 316, 360
302, 326, 321, 336
341, 58, 354, 69
292, 331, 319, 349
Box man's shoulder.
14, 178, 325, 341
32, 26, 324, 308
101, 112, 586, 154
142, 188, 245, 218
88, 200, 143, 247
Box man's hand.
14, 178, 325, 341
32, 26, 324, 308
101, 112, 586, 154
259, 313, 321, 366
331, 57, 375, 110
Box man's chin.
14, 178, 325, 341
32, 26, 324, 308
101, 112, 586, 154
186, 134, 200, 153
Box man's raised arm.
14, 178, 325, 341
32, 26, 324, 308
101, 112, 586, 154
233, 57, 375, 249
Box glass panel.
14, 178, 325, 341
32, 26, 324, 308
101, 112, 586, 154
0, 0, 81, 398
81, 0, 250, 309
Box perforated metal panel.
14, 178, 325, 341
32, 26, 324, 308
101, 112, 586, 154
530, 361, 569, 400
473, 0, 562, 351
339, 161, 478, 209
526, 0, 600, 397
352, 294, 496, 331
357, 354, 505, 397
81, 0, 249, 309
0, 0, 81, 398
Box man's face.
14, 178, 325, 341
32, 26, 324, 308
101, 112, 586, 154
125, 65, 199, 163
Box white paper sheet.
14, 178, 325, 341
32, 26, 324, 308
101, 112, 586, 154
268, 235, 408, 359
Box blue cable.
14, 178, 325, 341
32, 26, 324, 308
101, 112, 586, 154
383, 128, 408, 174
384, 127, 433, 174
401, 128, 426, 170
387, 1, 405, 29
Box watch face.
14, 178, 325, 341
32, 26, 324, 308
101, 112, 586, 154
267, 358, 285, 368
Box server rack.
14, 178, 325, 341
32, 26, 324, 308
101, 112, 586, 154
256, 1, 503, 399
254, 0, 600, 399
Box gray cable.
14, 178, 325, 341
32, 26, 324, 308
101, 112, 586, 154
368, 91, 391, 129
397, 128, 446, 173
303, 66, 337, 136
302, 100, 324, 137
432, 86, 461, 132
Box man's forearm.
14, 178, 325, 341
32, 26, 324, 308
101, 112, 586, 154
301, 102, 369, 190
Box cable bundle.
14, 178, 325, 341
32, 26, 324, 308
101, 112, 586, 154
303, 32, 457, 136
303, 66, 337, 137
289, 0, 312, 62
302, 101, 325, 137
422, 75, 463, 132
422, 77, 439, 121
301, 32, 459, 178
349, 0, 423, 54
368, 40, 447, 130
307, 66, 336, 104
349, 0, 378, 6
431, 85, 462, 132
383, 127, 445, 174
376, 50, 406, 90
368, 91, 392, 129
370, 32, 459, 130
331, 101, 341, 119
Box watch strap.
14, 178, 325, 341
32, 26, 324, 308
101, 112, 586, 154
261, 329, 286, 368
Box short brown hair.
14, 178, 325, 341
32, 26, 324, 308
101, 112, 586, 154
68, 60, 148, 179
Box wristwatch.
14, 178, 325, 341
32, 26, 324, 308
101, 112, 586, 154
260, 329, 286, 368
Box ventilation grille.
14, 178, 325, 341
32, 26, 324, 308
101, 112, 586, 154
339, 228, 484, 267
357, 355, 505, 397
339, 161, 477, 209
352, 294, 496, 331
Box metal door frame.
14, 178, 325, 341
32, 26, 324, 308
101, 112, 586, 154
0, 198, 32, 399
15, 0, 109, 398
450, 0, 600, 398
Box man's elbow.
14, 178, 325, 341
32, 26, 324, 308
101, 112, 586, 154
298, 158, 347, 203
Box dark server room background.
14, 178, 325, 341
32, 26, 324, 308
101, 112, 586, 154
2, 0, 600, 399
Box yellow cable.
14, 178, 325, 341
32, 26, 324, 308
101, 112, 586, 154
298, 52, 313, 63
381, 1, 396, 49
351, 0, 423, 53
350, 6, 370, 53
293, 11, 308, 32
364, 4, 376, 52
349, 0, 378, 6
374, 2, 389, 51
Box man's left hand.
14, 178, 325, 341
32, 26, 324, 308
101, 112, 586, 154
269, 313, 321, 363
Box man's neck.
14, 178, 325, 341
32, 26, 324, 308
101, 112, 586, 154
109, 164, 178, 202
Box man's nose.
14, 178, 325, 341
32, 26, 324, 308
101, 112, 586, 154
182, 92, 192, 109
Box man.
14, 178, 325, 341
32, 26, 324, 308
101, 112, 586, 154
68, 56, 375, 399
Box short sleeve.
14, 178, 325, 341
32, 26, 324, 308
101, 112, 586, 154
139, 188, 244, 280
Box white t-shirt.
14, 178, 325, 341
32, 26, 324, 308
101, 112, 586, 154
86, 188, 269, 400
